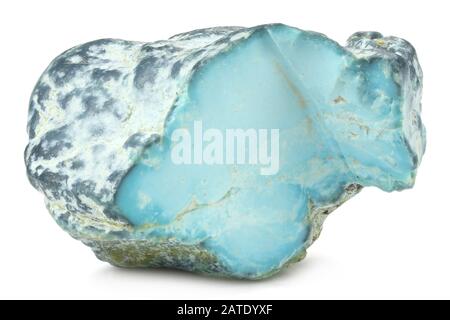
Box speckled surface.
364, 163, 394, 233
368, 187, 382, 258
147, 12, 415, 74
25, 24, 425, 279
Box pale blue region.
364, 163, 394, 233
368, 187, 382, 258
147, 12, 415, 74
115, 25, 420, 277
321, 55, 416, 191
138, 184, 310, 276
200, 185, 310, 276
266, 26, 417, 192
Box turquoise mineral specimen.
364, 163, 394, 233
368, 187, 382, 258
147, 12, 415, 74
25, 24, 425, 279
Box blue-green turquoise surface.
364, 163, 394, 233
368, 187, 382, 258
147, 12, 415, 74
25, 24, 425, 279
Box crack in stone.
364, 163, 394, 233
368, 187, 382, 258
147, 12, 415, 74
174, 187, 239, 222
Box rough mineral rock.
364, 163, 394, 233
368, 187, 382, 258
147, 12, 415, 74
25, 24, 425, 279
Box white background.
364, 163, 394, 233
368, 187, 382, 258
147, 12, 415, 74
0, 0, 449, 299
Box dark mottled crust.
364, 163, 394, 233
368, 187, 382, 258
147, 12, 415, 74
30, 125, 71, 160
27, 107, 40, 139
133, 56, 160, 89
123, 133, 159, 149
25, 27, 251, 229
47, 39, 117, 87
91, 68, 121, 82
35, 83, 51, 106
85, 239, 230, 276
35, 170, 69, 200
170, 60, 182, 78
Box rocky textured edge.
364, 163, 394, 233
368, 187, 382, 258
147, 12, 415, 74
25, 24, 423, 278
